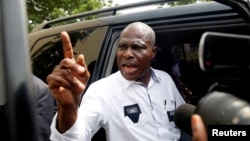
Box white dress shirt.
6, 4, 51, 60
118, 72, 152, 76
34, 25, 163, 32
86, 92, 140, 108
50, 68, 186, 141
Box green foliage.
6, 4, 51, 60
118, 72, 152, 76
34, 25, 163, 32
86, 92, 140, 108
168, 0, 211, 6
27, 0, 210, 32
27, 0, 110, 32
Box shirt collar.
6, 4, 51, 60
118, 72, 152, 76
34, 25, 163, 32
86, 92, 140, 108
151, 68, 161, 82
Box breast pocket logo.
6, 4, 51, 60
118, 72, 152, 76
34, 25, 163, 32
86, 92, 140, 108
124, 104, 141, 123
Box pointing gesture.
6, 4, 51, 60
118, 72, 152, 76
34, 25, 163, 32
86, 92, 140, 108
47, 31, 90, 133
61, 31, 74, 59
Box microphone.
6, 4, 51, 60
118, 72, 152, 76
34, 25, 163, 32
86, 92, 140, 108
174, 103, 195, 136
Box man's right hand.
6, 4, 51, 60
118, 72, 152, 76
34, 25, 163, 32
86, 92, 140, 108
47, 31, 90, 133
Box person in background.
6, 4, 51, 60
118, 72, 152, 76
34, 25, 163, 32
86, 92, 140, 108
48, 22, 187, 141
169, 45, 194, 104
0, 75, 55, 141
33, 75, 56, 141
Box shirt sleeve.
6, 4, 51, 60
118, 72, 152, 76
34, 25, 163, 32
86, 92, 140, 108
50, 112, 92, 141
50, 83, 106, 141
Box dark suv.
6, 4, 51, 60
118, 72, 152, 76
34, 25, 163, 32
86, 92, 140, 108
29, 0, 250, 102
29, 0, 250, 140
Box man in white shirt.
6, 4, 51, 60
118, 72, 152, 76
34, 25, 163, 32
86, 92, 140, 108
47, 22, 186, 141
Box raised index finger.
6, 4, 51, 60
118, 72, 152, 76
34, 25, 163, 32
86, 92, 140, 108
61, 31, 74, 59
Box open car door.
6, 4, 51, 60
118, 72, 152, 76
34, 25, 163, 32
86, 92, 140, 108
0, 0, 37, 141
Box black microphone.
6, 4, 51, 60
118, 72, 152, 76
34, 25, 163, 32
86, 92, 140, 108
174, 103, 195, 136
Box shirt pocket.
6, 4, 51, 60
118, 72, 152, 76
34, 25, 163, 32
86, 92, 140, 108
165, 105, 177, 131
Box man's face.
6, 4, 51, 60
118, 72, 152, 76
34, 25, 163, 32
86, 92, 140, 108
116, 28, 156, 82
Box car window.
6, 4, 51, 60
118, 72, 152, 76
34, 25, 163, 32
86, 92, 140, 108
31, 26, 108, 82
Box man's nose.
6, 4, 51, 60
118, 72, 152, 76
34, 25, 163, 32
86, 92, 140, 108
123, 47, 134, 58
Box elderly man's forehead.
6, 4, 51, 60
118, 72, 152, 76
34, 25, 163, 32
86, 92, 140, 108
121, 27, 150, 39
120, 22, 155, 45
119, 38, 150, 44
123, 23, 150, 33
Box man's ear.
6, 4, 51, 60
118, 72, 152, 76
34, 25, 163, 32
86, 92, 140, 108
151, 46, 158, 59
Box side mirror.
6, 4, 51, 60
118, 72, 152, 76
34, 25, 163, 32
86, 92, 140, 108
198, 32, 250, 71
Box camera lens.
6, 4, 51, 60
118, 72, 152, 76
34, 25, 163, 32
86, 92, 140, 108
195, 91, 250, 125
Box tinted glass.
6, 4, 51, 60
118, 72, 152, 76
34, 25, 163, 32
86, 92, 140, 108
31, 27, 108, 82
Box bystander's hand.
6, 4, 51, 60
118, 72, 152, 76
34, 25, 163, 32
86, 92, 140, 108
191, 114, 208, 141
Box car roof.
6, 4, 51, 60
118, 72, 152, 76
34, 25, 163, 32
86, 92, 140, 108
31, 0, 241, 32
